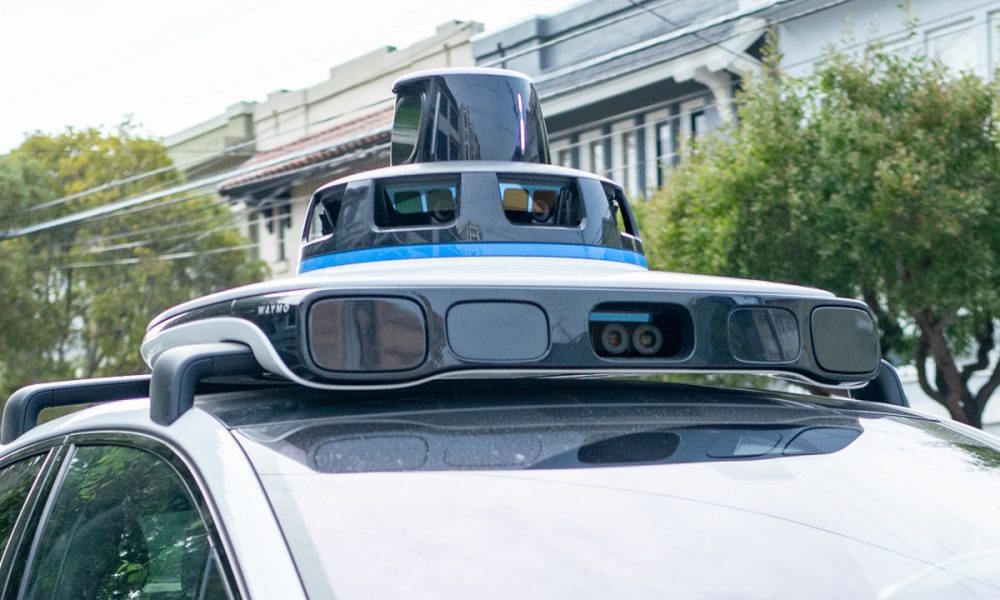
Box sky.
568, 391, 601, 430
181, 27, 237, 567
0, 0, 581, 153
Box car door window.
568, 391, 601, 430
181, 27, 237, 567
20, 445, 231, 600
0, 455, 45, 559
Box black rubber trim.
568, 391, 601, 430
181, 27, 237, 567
150, 343, 259, 425
851, 360, 909, 407
1, 376, 151, 444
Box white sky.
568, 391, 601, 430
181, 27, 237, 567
0, 0, 581, 154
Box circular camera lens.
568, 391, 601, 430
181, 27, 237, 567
429, 196, 455, 223
431, 208, 454, 222
631, 324, 663, 355
600, 323, 630, 355
532, 199, 552, 222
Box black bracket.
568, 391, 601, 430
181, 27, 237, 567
2, 375, 151, 445
150, 342, 260, 426
851, 360, 909, 407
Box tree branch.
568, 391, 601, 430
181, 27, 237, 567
913, 309, 971, 424
914, 335, 944, 405
961, 320, 993, 387
974, 353, 1000, 418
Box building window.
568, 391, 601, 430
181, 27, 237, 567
624, 130, 640, 198
277, 203, 292, 262
928, 19, 980, 73
558, 148, 573, 168
591, 140, 609, 178
990, 11, 1000, 76
691, 110, 708, 139
656, 120, 675, 188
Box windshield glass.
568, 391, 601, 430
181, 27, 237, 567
231, 382, 1000, 599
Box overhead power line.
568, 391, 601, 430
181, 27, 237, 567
4, 0, 721, 224
0, 125, 389, 240
58, 242, 260, 270
11, 0, 980, 243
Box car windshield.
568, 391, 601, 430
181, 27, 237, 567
224, 381, 1000, 600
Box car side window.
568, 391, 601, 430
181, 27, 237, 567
20, 445, 232, 600
0, 455, 45, 559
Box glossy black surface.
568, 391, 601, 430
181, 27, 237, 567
157, 285, 881, 387
308, 297, 426, 372
728, 306, 800, 363
811, 306, 881, 373
391, 72, 550, 165
301, 171, 642, 264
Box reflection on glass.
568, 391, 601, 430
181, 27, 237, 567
21, 446, 228, 600
392, 73, 549, 164
391, 92, 422, 165
309, 297, 427, 372
729, 307, 800, 363
376, 182, 458, 227
0, 455, 44, 554
499, 180, 583, 227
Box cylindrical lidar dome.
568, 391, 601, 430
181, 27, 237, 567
390, 68, 550, 165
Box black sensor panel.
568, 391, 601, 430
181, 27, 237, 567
308, 297, 427, 372
810, 307, 880, 374
589, 303, 693, 360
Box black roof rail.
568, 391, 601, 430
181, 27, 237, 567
851, 360, 909, 407
2, 375, 151, 444
150, 342, 259, 426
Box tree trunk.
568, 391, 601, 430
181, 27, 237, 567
911, 309, 982, 428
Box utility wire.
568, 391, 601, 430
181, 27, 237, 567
56, 99, 724, 253
70, 197, 297, 257
625, 0, 752, 65
79, 4, 1000, 256
58, 243, 260, 270
7, 0, 693, 218
6, 0, 973, 241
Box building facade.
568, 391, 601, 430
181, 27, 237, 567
165, 21, 483, 277
165, 0, 1000, 279
775, 0, 1000, 78
474, 0, 1000, 201
473, 0, 775, 201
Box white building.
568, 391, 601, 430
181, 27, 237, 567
165, 21, 483, 277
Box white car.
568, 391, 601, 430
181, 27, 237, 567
2, 257, 999, 600
3, 67, 999, 600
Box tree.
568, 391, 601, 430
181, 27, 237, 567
0, 126, 265, 397
640, 44, 1000, 427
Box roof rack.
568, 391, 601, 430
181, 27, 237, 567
1, 343, 261, 444
150, 342, 259, 426
1, 345, 911, 445
1, 375, 151, 444
851, 360, 909, 407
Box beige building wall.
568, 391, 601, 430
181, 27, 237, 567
164, 101, 256, 178
164, 21, 483, 280
243, 20, 483, 278
253, 21, 483, 153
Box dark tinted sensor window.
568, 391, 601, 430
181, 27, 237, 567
391, 92, 422, 165
729, 308, 801, 363
375, 181, 458, 227
603, 184, 636, 236
22, 445, 230, 600
0, 454, 44, 555
499, 179, 584, 227
306, 187, 344, 243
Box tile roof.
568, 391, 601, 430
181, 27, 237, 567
218, 106, 393, 196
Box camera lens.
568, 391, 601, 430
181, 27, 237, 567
600, 323, 630, 355
631, 324, 663, 355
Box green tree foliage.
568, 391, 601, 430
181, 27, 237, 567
640, 45, 1000, 427
0, 126, 265, 396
